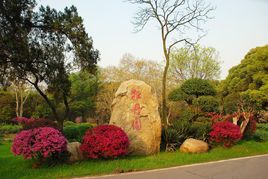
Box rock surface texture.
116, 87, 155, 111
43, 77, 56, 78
67, 142, 84, 162
180, 138, 209, 153
109, 80, 161, 155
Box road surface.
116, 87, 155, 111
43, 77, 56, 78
75, 154, 268, 179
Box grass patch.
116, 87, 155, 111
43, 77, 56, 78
0, 140, 268, 179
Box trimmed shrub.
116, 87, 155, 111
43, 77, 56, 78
181, 78, 216, 97
80, 125, 129, 159
209, 121, 242, 147
168, 88, 192, 102
22, 118, 60, 130
0, 124, 22, 134
63, 123, 92, 142
12, 127, 67, 160
63, 121, 76, 126
193, 96, 219, 112
189, 122, 211, 141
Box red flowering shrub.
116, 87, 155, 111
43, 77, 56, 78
12, 127, 67, 160
80, 125, 129, 159
12, 117, 34, 125
209, 121, 242, 148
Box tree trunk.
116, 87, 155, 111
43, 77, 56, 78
15, 89, 19, 117
34, 84, 61, 128
162, 60, 169, 125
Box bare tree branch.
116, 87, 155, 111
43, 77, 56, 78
127, 0, 214, 149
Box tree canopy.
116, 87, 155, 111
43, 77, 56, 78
169, 78, 216, 105
221, 45, 268, 112
0, 0, 99, 127
169, 45, 221, 82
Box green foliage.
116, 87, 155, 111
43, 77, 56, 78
181, 78, 216, 97
0, 124, 22, 134
240, 90, 267, 111
0, 0, 99, 125
223, 93, 240, 114
0, 133, 2, 144
31, 103, 53, 119
0, 90, 15, 123
193, 96, 219, 112
63, 123, 92, 142
163, 110, 194, 147
169, 45, 221, 81
168, 88, 193, 102
221, 45, 268, 112
63, 121, 76, 126
253, 123, 268, 142
168, 78, 216, 106
69, 71, 99, 119
189, 122, 211, 141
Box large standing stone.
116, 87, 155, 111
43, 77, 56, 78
180, 138, 209, 153
67, 142, 84, 162
109, 80, 161, 155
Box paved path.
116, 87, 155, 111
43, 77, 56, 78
75, 155, 268, 179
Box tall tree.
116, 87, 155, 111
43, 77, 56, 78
0, 0, 99, 128
127, 0, 214, 125
169, 45, 220, 82
221, 45, 268, 113
10, 79, 30, 117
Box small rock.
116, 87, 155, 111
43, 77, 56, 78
67, 142, 84, 162
180, 138, 209, 153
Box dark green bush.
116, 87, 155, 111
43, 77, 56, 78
181, 78, 216, 97
223, 93, 240, 114
63, 121, 76, 126
63, 123, 92, 142
193, 96, 219, 112
189, 122, 211, 141
168, 88, 192, 102
252, 123, 268, 142
168, 78, 216, 105
0, 124, 22, 134
162, 110, 194, 149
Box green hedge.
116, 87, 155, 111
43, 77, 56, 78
0, 124, 22, 134
63, 123, 92, 142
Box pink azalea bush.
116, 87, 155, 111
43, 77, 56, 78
13, 117, 34, 125
12, 127, 67, 160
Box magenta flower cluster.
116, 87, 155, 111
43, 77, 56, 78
12, 127, 67, 159
80, 125, 129, 159
209, 121, 242, 148
13, 117, 33, 125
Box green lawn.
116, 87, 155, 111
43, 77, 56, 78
1, 140, 268, 179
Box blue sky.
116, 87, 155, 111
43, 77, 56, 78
39, 0, 268, 79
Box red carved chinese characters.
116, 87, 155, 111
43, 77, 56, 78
131, 89, 141, 100
130, 88, 142, 131
131, 103, 141, 115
